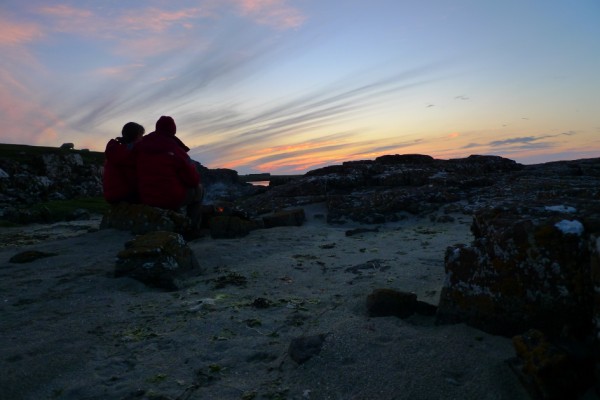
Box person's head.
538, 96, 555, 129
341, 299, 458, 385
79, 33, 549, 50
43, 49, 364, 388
156, 116, 176, 136
121, 122, 145, 144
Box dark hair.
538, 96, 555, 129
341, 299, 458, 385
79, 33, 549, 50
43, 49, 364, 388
121, 122, 145, 144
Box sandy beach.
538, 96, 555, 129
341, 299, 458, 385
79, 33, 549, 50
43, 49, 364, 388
0, 203, 530, 399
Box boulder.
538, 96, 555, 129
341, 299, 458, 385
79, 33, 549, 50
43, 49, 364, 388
437, 204, 596, 339
115, 231, 200, 290
366, 288, 437, 318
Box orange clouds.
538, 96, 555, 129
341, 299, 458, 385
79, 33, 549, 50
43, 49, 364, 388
219, 140, 341, 172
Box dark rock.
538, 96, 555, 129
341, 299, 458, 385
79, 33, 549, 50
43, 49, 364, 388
60, 143, 74, 150
288, 334, 327, 364
345, 227, 379, 236
9, 250, 57, 263
115, 231, 200, 291
251, 297, 272, 309
366, 288, 418, 318
511, 329, 594, 400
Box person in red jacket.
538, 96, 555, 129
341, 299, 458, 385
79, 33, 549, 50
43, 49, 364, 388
134, 116, 204, 228
103, 122, 145, 204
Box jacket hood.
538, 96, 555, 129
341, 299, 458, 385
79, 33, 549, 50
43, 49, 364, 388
155, 116, 176, 136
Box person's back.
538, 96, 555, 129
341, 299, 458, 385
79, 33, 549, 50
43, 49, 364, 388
103, 122, 145, 204
135, 116, 201, 210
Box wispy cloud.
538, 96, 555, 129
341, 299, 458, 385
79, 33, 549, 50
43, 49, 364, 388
35, 4, 206, 36
488, 136, 542, 147
93, 63, 146, 79
461, 132, 578, 158
0, 14, 43, 46
233, 0, 306, 29
186, 65, 442, 172
116, 7, 209, 33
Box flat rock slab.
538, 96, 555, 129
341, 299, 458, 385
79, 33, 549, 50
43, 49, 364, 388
100, 202, 192, 237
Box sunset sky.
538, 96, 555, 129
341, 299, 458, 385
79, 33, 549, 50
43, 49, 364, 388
1, 1, 599, 174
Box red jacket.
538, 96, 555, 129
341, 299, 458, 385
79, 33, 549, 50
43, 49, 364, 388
103, 138, 138, 203
134, 131, 200, 210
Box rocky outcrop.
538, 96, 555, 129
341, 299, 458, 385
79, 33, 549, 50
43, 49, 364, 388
196, 162, 263, 203
0, 148, 103, 208
234, 154, 525, 223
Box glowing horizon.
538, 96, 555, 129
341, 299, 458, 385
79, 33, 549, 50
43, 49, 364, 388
1, 1, 598, 174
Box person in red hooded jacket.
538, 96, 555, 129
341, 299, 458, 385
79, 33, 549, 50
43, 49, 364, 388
103, 122, 145, 204
134, 116, 203, 226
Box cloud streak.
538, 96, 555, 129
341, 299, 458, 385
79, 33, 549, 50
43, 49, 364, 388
0, 14, 43, 46
234, 0, 306, 29
187, 65, 443, 172
459, 132, 579, 162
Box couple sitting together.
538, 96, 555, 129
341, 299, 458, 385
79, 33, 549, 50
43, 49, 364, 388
102, 115, 204, 231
